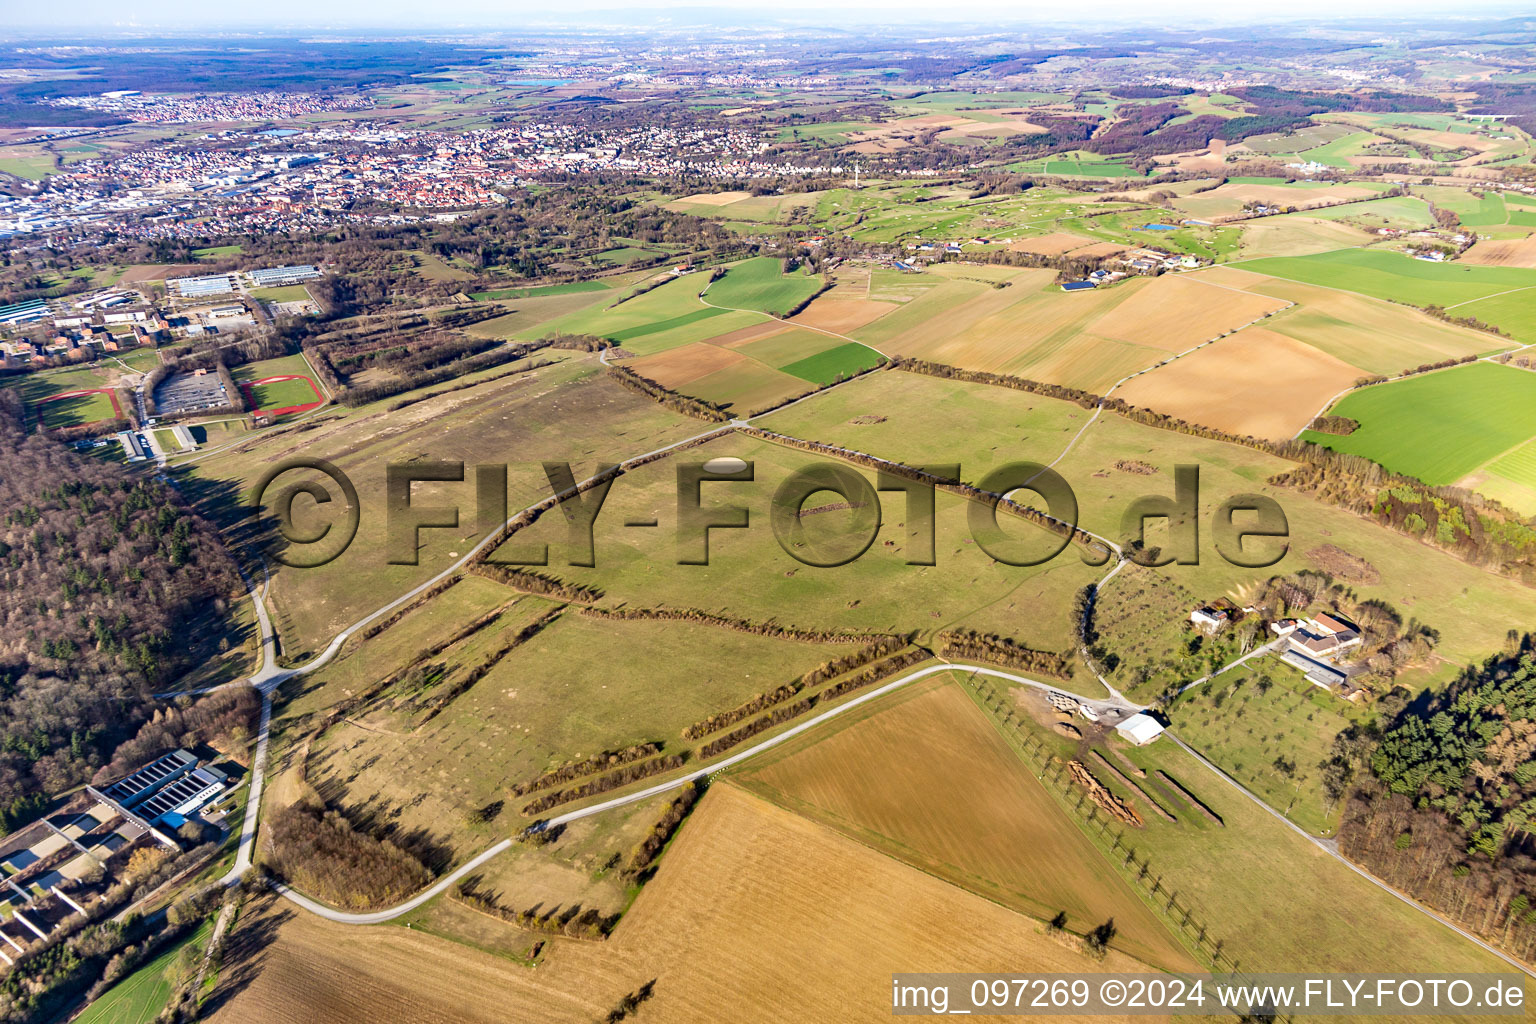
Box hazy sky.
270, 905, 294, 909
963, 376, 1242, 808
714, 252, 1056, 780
6, 0, 1532, 32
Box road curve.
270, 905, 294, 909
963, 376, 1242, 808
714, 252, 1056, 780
273, 660, 1125, 924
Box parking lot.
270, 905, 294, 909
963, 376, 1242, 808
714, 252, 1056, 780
153, 372, 229, 415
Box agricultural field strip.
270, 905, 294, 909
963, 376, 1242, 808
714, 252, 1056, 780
270, 661, 1132, 925
1443, 283, 1536, 311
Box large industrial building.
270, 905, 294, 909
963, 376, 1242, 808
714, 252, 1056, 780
168, 274, 237, 298
93, 749, 230, 830
250, 264, 320, 287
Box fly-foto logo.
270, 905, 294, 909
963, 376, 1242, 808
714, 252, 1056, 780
249, 457, 1289, 570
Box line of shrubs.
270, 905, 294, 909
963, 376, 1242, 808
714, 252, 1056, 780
936, 629, 1070, 678
521, 753, 687, 816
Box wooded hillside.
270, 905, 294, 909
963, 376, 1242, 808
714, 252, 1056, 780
0, 390, 240, 829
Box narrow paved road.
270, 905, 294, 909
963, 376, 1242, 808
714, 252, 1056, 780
273, 660, 1130, 924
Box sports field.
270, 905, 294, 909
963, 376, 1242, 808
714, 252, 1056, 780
242, 375, 324, 415
1300, 362, 1536, 486
34, 387, 124, 428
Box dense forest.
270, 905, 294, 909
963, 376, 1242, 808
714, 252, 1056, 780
0, 390, 241, 830
1341, 636, 1536, 959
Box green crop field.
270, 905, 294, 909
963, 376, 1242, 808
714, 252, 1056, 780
606, 306, 730, 343
776, 341, 885, 384
1301, 362, 1536, 485
1451, 287, 1536, 344
1242, 248, 1536, 313
468, 280, 609, 301
77, 920, 211, 1024
704, 257, 823, 316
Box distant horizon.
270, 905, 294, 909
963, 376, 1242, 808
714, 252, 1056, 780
5, 3, 1536, 35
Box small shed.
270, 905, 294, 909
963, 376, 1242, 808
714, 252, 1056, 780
1116, 713, 1165, 746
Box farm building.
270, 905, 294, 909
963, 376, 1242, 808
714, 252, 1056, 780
1116, 713, 1165, 746
1190, 607, 1229, 633
168, 274, 236, 298
1279, 649, 1348, 690
250, 264, 320, 286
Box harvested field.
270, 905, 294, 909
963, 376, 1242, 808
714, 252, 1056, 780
207, 788, 1162, 1024
1188, 269, 1495, 375
1065, 241, 1132, 259
788, 296, 896, 333
1460, 231, 1536, 268
699, 320, 788, 348
1085, 275, 1288, 352
1114, 327, 1364, 439
737, 680, 1196, 971
671, 190, 753, 206
1009, 231, 1096, 256
118, 263, 204, 284
629, 342, 747, 388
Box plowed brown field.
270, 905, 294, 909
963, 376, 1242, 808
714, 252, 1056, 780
206, 785, 1168, 1024
736, 680, 1198, 972
1115, 327, 1365, 439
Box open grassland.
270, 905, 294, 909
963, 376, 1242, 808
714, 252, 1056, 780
183, 356, 702, 657
1301, 362, 1536, 486
210, 787, 1158, 1024
987, 699, 1521, 977
1114, 326, 1363, 440
489, 431, 1100, 663
1167, 664, 1372, 836
461, 288, 622, 340
305, 609, 859, 856
764, 369, 1536, 683
1232, 215, 1373, 259
737, 680, 1197, 971
1239, 248, 1536, 319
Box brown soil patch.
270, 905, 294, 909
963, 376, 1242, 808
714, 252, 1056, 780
1461, 231, 1536, 268
1066, 241, 1133, 259
1010, 231, 1096, 256
118, 263, 205, 284
1055, 722, 1083, 739
703, 321, 789, 348
1305, 544, 1381, 584
207, 787, 1166, 1024
1068, 760, 1142, 827
673, 190, 752, 207
1114, 327, 1365, 440
789, 296, 896, 333
1088, 275, 1288, 352
629, 343, 747, 388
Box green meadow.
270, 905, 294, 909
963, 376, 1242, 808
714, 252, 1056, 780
1301, 362, 1536, 485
